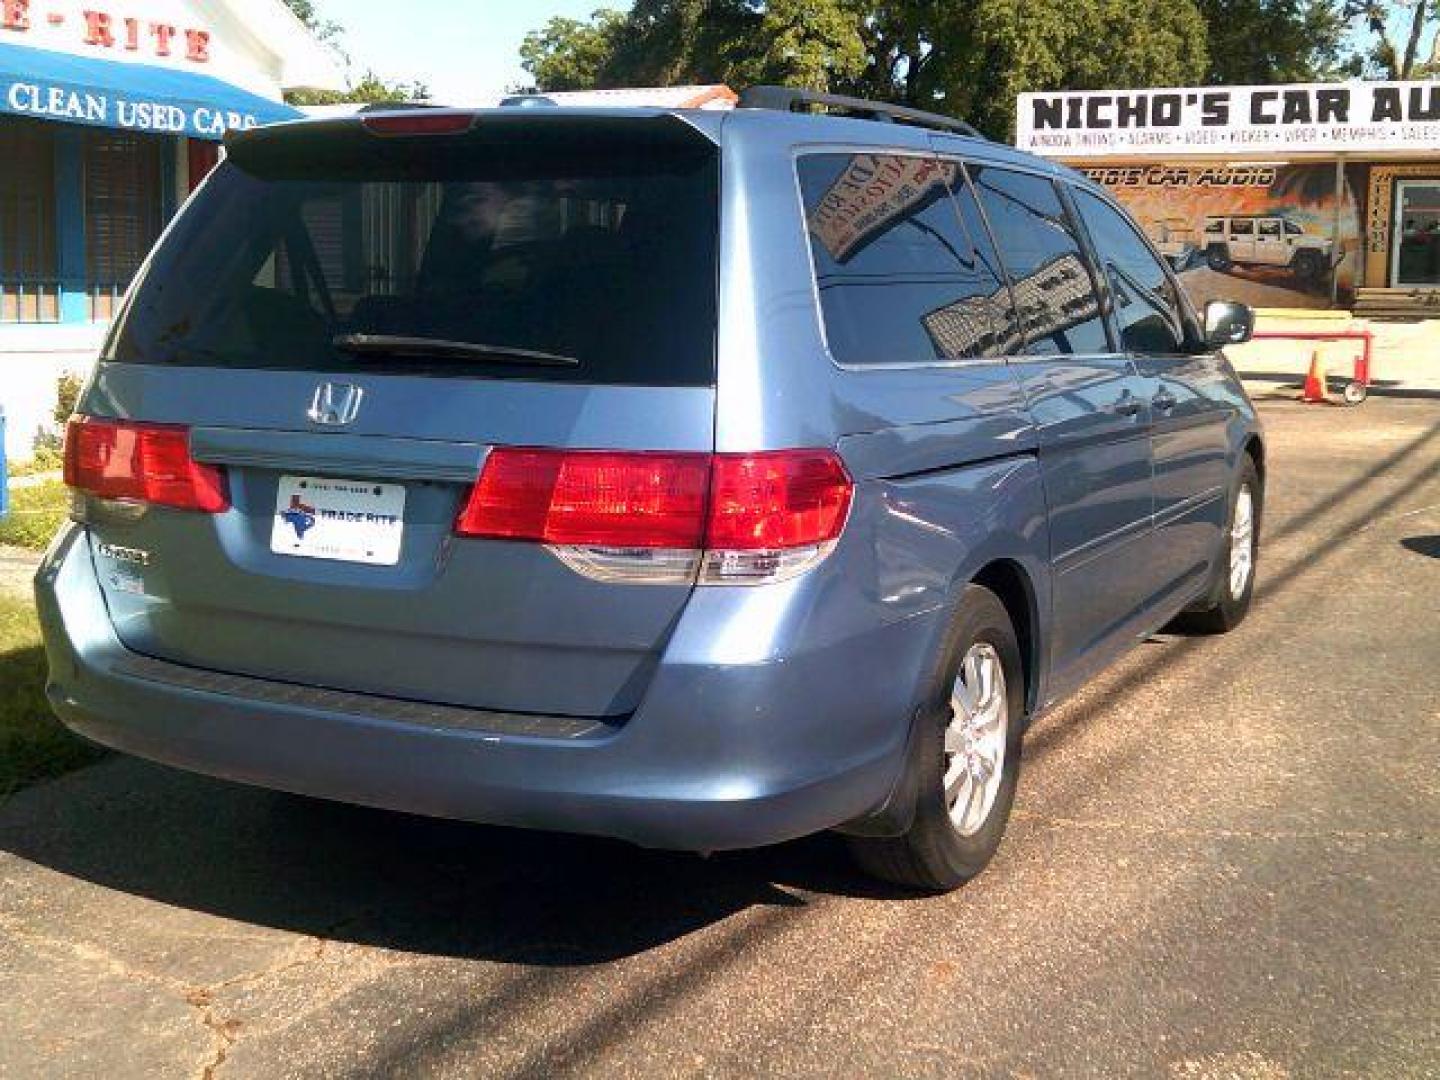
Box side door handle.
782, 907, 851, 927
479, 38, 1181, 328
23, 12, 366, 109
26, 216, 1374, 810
1153, 389, 1178, 413
1112, 391, 1143, 417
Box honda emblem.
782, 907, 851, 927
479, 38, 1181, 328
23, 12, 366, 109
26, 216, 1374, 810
307, 382, 364, 427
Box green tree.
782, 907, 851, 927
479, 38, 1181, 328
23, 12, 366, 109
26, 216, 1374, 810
1197, 0, 1350, 84
938, 0, 1210, 136
284, 73, 430, 107
520, 11, 629, 91
515, 0, 1371, 140
520, 0, 867, 94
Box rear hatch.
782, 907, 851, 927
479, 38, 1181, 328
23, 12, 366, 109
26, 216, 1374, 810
77, 110, 721, 719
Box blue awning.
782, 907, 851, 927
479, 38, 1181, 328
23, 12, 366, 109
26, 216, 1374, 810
0, 41, 300, 141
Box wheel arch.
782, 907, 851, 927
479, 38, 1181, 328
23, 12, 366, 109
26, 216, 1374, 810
971, 558, 1041, 722
1242, 432, 1266, 491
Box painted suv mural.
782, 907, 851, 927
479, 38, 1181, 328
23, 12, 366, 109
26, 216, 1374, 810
1203, 215, 1335, 282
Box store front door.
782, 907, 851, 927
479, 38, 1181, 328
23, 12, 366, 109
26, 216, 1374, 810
1392, 180, 1440, 288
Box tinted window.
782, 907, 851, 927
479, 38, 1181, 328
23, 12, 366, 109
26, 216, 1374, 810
798, 153, 1015, 364
1205, 220, 1223, 234
106, 129, 719, 385
1232, 220, 1254, 235
1073, 189, 1185, 354
968, 166, 1109, 356
1259, 220, 1281, 237
1285, 221, 1303, 235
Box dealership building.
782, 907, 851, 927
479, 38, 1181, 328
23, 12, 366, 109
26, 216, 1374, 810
1015, 81, 1440, 384
0, 0, 341, 460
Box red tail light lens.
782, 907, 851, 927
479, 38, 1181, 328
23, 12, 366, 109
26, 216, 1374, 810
457, 449, 711, 548
361, 112, 473, 136
707, 451, 852, 550
63, 417, 229, 513
457, 448, 852, 553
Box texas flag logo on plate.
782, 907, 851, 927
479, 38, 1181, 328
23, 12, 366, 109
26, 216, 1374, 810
269, 476, 406, 566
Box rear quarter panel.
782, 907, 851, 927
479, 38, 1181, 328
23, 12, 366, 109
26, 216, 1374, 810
713, 116, 1055, 715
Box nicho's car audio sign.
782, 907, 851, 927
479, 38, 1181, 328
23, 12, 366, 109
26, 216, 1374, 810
1017, 82, 1440, 157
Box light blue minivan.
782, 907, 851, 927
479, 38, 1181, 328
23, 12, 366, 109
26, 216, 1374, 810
36, 88, 1263, 890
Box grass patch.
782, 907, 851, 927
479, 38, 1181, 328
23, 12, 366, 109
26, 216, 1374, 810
5, 444, 63, 479
0, 594, 104, 798
0, 480, 70, 552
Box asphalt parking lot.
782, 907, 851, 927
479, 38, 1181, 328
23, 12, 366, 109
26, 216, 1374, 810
1, 394, 1437, 1079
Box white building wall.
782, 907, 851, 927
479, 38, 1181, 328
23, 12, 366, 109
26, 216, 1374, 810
1, 327, 106, 462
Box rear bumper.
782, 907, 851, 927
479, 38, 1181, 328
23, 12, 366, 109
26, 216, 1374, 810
35, 526, 941, 851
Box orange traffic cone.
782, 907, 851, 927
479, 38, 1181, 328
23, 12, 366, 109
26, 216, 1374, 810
1300, 350, 1329, 404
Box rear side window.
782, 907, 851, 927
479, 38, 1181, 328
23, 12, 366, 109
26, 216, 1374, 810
1232, 219, 1255, 235
797, 153, 1016, 365
1072, 189, 1186, 354
105, 123, 719, 385
968, 166, 1109, 356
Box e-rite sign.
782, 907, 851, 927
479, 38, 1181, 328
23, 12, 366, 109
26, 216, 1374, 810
1016, 81, 1440, 158
2, 0, 210, 62
0, 0, 297, 138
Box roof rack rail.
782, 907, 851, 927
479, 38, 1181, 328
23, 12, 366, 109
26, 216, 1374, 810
736, 85, 984, 139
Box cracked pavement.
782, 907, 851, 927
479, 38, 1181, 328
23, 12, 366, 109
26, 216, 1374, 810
1, 396, 1437, 1078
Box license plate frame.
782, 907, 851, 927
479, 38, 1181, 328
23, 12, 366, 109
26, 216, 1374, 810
269, 475, 406, 566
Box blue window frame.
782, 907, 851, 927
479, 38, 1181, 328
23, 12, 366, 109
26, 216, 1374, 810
0, 115, 173, 326
0, 116, 61, 322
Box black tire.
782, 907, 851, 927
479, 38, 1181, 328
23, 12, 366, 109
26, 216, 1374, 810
847, 585, 1025, 892
1206, 245, 1232, 272
1170, 455, 1262, 635
1291, 250, 1324, 282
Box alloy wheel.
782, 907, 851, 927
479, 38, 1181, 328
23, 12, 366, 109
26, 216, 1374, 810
942, 642, 1009, 837
1229, 484, 1255, 600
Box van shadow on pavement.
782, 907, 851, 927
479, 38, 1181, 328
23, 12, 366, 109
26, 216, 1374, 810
0, 756, 912, 967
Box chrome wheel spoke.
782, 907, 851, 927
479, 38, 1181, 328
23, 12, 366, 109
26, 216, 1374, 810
961, 771, 984, 823
945, 641, 1009, 837
945, 766, 971, 808
1228, 486, 1255, 599
977, 736, 1000, 769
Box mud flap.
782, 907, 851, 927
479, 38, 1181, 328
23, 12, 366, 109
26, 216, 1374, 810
832, 702, 937, 839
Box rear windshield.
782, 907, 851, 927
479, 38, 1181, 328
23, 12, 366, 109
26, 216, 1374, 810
105, 120, 719, 385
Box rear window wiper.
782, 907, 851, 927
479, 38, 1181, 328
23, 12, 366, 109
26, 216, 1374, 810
331, 334, 578, 367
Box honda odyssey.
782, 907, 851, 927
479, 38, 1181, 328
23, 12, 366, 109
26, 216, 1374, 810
36, 88, 1264, 890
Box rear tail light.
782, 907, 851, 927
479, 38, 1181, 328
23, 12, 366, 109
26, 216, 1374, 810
457, 448, 852, 585
64, 417, 229, 513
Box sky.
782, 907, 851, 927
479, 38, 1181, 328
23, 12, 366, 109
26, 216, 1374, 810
324, 0, 627, 104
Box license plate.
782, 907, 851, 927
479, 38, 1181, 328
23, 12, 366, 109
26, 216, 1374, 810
270, 475, 406, 566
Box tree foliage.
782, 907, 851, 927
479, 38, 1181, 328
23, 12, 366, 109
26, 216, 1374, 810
519, 11, 629, 91
1197, 0, 1351, 85
517, 0, 1391, 139
284, 74, 430, 107
522, 1, 867, 94
913, 0, 1211, 136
